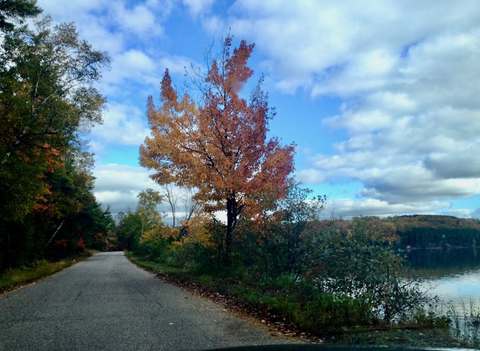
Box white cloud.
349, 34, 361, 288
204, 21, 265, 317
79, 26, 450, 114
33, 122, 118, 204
182, 0, 215, 17
226, 0, 480, 94
322, 198, 451, 219
295, 169, 327, 184
80, 22, 126, 55
439, 208, 480, 220
103, 49, 159, 89
300, 162, 480, 205
36, 0, 480, 219
93, 164, 157, 213
424, 143, 480, 179
358, 166, 480, 204
99, 49, 196, 98
112, 2, 164, 36
223, 1, 480, 214
93, 164, 199, 223
37, 0, 106, 20
158, 55, 199, 76
202, 15, 224, 35
91, 103, 151, 150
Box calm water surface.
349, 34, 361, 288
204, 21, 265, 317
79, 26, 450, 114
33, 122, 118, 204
406, 248, 480, 313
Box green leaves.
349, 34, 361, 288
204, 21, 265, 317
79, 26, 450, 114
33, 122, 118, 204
0, 0, 41, 33
0, 9, 110, 269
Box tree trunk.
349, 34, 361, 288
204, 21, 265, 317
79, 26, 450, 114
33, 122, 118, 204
225, 194, 237, 267
45, 219, 65, 248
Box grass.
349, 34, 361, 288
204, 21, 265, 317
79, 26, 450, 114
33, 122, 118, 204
447, 298, 480, 349
127, 252, 467, 348
0, 250, 97, 295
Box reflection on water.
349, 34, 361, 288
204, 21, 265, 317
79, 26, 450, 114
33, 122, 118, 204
406, 247, 480, 278
405, 248, 480, 312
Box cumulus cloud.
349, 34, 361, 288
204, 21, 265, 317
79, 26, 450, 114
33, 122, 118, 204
101, 49, 159, 94
227, 0, 480, 93
37, 0, 480, 218
358, 167, 480, 204
93, 164, 157, 214
36, 0, 106, 21
37, 2, 163, 57
440, 208, 480, 220
424, 144, 480, 179
224, 0, 480, 215
37, 0, 183, 101
112, 2, 163, 36
322, 198, 451, 219
93, 164, 198, 224
90, 103, 151, 150
182, 0, 215, 17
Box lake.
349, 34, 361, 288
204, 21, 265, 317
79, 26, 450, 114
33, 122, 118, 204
406, 248, 480, 316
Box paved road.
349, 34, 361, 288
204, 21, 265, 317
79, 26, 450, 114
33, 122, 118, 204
0, 252, 287, 351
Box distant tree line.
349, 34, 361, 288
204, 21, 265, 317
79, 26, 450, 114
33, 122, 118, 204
388, 215, 480, 248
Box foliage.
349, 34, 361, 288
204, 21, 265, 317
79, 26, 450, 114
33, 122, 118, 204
115, 211, 143, 251
0, 16, 109, 221
139, 224, 176, 261
390, 215, 480, 248
136, 188, 163, 232
310, 217, 431, 324
140, 36, 295, 265
114, 189, 164, 251
233, 182, 325, 277
0, 159, 113, 268
271, 183, 326, 275
0, 8, 111, 270
0, 0, 41, 33
129, 183, 434, 328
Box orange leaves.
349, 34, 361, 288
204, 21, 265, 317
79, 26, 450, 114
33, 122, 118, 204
77, 237, 86, 249
140, 37, 295, 264
54, 239, 68, 247
141, 36, 295, 209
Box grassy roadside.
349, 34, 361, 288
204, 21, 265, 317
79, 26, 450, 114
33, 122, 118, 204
127, 252, 470, 349
0, 250, 98, 295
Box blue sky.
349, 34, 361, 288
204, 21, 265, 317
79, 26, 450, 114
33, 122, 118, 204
37, 0, 480, 219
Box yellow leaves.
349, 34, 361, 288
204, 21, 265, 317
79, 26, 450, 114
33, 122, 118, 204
140, 37, 296, 246
139, 214, 213, 249
179, 213, 213, 247
140, 225, 178, 246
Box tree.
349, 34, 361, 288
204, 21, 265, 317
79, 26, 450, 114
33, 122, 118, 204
140, 37, 295, 265
182, 186, 201, 224
115, 211, 143, 251
0, 0, 41, 33
274, 183, 325, 274
114, 189, 164, 252
162, 183, 179, 227
311, 218, 430, 324
136, 188, 163, 234
0, 16, 110, 221
0, 13, 110, 269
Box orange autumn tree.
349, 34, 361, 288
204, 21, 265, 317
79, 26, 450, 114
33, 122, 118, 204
140, 37, 295, 265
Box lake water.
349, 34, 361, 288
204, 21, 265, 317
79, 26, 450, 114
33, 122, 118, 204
406, 248, 480, 316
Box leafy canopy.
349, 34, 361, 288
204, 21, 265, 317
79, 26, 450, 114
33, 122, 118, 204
140, 37, 295, 264
0, 0, 41, 33
140, 37, 295, 217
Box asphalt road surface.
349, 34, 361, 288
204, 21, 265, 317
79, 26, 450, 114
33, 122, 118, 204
0, 252, 288, 351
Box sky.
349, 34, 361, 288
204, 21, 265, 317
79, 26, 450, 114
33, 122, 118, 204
36, 0, 480, 220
